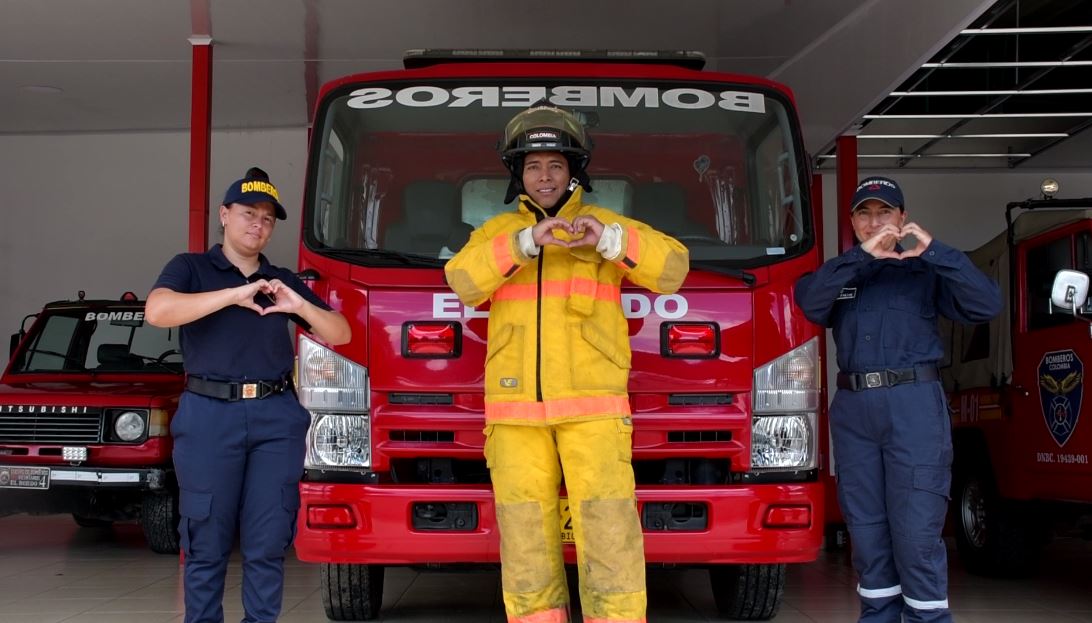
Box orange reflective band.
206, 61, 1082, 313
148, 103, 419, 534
583, 618, 645, 623
508, 607, 569, 623
493, 279, 621, 303
494, 233, 517, 277
488, 395, 631, 421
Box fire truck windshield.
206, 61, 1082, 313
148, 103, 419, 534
305, 79, 810, 268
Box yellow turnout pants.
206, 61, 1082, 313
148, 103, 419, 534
485, 417, 647, 623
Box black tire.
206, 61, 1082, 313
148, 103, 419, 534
320, 563, 385, 621
141, 491, 180, 555
824, 522, 849, 551
72, 514, 113, 528
951, 459, 1042, 577
709, 563, 784, 620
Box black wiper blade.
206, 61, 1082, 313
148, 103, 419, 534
690, 261, 757, 287
21, 348, 87, 370
322, 248, 447, 267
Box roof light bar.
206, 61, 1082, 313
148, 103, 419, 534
859, 133, 1068, 139
864, 112, 1092, 119
890, 88, 1092, 96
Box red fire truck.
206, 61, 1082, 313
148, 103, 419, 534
0, 293, 184, 553
291, 50, 826, 620
943, 185, 1092, 577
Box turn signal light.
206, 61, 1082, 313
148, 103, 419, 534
661, 322, 719, 358
763, 504, 811, 528
307, 505, 357, 529
402, 322, 461, 358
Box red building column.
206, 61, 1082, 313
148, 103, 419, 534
835, 135, 858, 254
188, 36, 213, 252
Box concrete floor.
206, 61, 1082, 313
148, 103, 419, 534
0, 513, 1090, 622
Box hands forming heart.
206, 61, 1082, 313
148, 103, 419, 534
532, 215, 606, 249
234, 279, 304, 315
862, 223, 933, 260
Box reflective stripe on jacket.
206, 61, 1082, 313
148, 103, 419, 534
445, 188, 689, 425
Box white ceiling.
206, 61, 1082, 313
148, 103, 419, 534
2, 0, 998, 161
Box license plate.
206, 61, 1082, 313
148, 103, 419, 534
560, 498, 574, 543
0, 466, 50, 489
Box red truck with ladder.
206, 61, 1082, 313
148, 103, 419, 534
291, 50, 827, 620
943, 183, 1092, 576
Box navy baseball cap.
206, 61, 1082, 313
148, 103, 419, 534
851, 176, 904, 212
222, 167, 287, 220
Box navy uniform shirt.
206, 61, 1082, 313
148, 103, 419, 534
795, 240, 1001, 373
152, 244, 331, 381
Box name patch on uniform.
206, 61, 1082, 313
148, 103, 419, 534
837, 287, 857, 300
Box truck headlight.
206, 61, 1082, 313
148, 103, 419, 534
298, 335, 370, 469
308, 413, 371, 468
752, 413, 816, 470
752, 338, 819, 470
114, 410, 146, 442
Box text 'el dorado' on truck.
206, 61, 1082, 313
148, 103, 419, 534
942, 179, 1092, 578
0, 292, 184, 554
292, 50, 826, 620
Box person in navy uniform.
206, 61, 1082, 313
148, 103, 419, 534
795, 176, 1000, 623
146, 167, 350, 623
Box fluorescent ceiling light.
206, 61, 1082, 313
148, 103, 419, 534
859, 133, 1068, 139
890, 89, 1092, 96
961, 26, 1092, 34
864, 112, 1092, 119
817, 153, 1032, 159
922, 60, 1092, 68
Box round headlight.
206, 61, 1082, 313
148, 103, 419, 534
1041, 178, 1060, 198
114, 411, 146, 441
309, 414, 370, 467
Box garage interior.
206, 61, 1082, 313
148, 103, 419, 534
2, 0, 1092, 621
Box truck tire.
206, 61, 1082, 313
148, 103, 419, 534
709, 563, 784, 620
141, 491, 180, 555
320, 563, 385, 621
951, 460, 1042, 577
72, 514, 113, 528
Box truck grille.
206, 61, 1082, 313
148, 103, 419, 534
0, 409, 104, 444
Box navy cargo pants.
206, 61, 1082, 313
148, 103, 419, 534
831, 380, 953, 623
172, 391, 309, 623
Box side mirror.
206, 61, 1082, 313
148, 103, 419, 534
1050, 269, 1090, 314
9, 331, 23, 358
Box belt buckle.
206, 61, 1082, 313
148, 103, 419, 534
864, 372, 883, 389
241, 383, 258, 399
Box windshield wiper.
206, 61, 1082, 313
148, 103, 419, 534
21, 348, 86, 370
322, 248, 448, 268
690, 261, 758, 287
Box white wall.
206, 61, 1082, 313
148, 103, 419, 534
0, 128, 307, 366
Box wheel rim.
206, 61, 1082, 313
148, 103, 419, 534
960, 476, 988, 548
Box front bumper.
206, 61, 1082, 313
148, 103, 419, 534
0, 464, 170, 490
295, 480, 823, 566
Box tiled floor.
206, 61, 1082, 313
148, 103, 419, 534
0, 513, 1089, 622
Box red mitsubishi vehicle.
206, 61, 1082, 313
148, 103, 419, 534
291, 50, 827, 620
0, 293, 184, 554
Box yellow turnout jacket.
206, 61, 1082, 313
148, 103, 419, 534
445, 188, 689, 425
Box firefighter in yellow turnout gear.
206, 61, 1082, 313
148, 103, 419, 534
446, 105, 689, 623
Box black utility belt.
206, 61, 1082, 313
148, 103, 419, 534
836, 365, 939, 391
186, 376, 293, 402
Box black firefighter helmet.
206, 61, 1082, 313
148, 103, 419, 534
499, 104, 593, 204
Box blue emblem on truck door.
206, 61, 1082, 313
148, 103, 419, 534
1038, 349, 1083, 447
